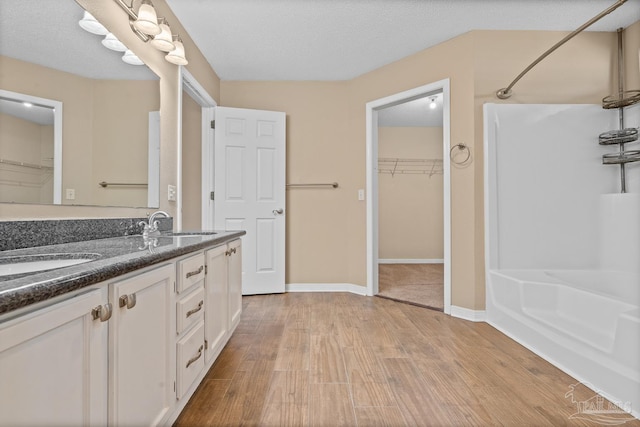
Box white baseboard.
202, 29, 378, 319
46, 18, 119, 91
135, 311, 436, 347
450, 305, 486, 322
286, 283, 368, 296
378, 259, 444, 264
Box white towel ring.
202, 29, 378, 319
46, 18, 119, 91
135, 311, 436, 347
450, 143, 471, 164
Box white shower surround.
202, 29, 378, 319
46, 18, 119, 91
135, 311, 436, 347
484, 103, 640, 419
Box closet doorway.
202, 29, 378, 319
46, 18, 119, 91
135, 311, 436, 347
365, 80, 451, 314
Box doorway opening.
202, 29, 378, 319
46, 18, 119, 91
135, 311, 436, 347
366, 80, 451, 314
179, 68, 216, 231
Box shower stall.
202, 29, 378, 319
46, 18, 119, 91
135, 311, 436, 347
484, 102, 639, 418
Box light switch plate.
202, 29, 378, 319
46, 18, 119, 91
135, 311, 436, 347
358, 189, 365, 201
65, 189, 75, 200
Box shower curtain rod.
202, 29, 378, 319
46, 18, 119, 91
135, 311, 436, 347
496, 0, 628, 99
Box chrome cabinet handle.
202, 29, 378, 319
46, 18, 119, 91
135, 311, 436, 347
186, 345, 204, 368
119, 293, 137, 309
186, 265, 204, 279
186, 300, 204, 318
91, 303, 112, 322
273, 208, 284, 215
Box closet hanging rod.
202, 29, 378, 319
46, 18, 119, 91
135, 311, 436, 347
286, 182, 338, 189
496, 0, 628, 99
98, 181, 148, 188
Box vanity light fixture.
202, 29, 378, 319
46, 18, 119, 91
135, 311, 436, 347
150, 18, 175, 52
102, 33, 128, 52
78, 11, 109, 35
122, 49, 145, 65
165, 36, 188, 65
112, 0, 188, 65
429, 97, 437, 110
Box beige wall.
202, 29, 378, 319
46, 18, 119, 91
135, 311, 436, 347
0, 113, 53, 204
623, 20, 640, 91
222, 28, 620, 308
378, 127, 443, 260
0, 58, 159, 208
181, 91, 202, 229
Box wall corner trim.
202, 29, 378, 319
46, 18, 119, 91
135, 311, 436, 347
285, 283, 368, 296
450, 306, 486, 322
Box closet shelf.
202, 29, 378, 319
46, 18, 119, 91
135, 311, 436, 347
378, 158, 443, 177
0, 158, 53, 171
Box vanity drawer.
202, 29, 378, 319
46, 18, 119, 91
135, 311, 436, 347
177, 252, 205, 293
177, 285, 204, 335
176, 320, 205, 399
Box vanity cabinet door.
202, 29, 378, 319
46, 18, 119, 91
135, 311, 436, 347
0, 289, 108, 427
109, 263, 175, 427
228, 239, 243, 331
204, 244, 228, 363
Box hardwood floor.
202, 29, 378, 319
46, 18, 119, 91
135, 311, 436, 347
378, 264, 444, 311
174, 293, 640, 426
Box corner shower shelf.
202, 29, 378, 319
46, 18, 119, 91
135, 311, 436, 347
601, 90, 640, 109
602, 150, 640, 165
598, 128, 638, 145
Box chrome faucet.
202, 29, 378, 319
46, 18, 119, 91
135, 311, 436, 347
139, 210, 170, 237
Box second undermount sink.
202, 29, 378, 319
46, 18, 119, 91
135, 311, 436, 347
0, 253, 101, 277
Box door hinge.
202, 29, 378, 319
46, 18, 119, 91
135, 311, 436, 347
204, 339, 208, 350
173, 281, 176, 293
173, 381, 176, 392
205, 265, 208, 275
210, 191, 215, 201
210, 120, 215, 129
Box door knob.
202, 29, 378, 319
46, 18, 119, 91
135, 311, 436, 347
273, 208, 284, 215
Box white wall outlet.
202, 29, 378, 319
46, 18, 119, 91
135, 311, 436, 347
65, 188, 75, 200
168, 185, 177, 202
358, 189, 365, 201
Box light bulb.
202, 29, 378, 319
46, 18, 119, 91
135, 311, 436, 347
78, 11, 108, 35
151, 21, 175, 52
102, 33, 127, 52
122, 50, 145, 66
165, 39, 188, 65
133, 0, 161, 36
429, 98, 437, 109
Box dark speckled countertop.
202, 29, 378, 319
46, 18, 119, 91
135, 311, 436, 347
0, 230, 245, 316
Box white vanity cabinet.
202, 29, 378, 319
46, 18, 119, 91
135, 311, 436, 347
0, 236, 243, 427
0, 289, 108, 426
109, 263, 175, 427
204, 239, 242, 362
175, 252, 206, 399
228, 239, 242, 331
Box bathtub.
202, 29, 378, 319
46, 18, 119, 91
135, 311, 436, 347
486, 269, 640, 418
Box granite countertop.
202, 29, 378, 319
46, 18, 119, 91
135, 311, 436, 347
0, 230, 245, 316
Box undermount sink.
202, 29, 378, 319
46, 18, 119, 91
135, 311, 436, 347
165, 231, 217, 236
0, 253, 101, 277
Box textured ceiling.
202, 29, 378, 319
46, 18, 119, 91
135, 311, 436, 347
166, 0, 640, 81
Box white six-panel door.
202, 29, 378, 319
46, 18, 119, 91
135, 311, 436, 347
214, 107, 286, 295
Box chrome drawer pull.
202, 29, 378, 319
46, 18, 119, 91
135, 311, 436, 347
186, 265, 204, 279
91, 303, 112, 322
186, 345, 204, 368
119, 293, 137, 309
186, 300, 204, 318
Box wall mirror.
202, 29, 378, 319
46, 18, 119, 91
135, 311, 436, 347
0, 0, 160, 208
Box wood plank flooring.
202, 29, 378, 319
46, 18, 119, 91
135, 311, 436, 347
174, 292, 640, 426
378, 264, 444, 311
